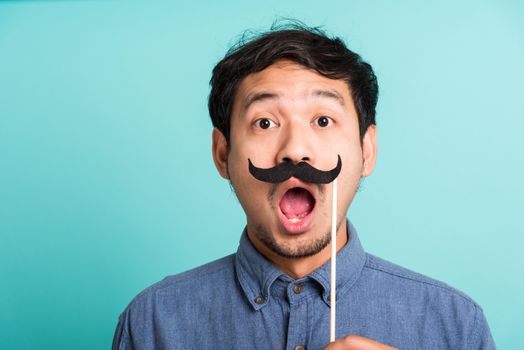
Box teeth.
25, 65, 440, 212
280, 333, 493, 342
290, 218, 301, 223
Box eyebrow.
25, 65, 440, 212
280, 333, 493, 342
242, 88, 345, 112
243, 92, 279, 112
312, 89, 345, 107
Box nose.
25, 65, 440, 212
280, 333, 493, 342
275, 122, 314, 164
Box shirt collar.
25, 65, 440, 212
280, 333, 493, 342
235, 220, 366, 310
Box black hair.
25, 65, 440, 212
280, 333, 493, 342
208, 20, 379, 143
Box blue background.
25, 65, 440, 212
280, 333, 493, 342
1, 1, 522, 348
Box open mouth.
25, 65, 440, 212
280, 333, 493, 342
278, 187, 316, 233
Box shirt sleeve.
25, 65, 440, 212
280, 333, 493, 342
112, 311, 134, 350
469, 305, 496, 350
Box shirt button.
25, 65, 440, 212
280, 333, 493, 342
254, 296, 265, 305
293, 284, 303, 294
295, 346, 306, 350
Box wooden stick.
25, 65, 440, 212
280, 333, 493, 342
330, 178, 338, 342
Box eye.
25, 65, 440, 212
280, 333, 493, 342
254, 118, 277, 130
315, 116, 332, 127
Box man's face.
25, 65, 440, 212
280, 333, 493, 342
213, 60, 376, 261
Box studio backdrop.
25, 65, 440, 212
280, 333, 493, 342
1, 1, 523, 349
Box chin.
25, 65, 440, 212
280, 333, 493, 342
256, 223, 332, 259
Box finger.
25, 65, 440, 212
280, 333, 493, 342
324, 335, 397, 350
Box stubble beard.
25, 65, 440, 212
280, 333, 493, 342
253, 223, 333, 259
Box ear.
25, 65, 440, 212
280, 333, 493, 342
212, 128, 230, 179
361, 125, 377, 177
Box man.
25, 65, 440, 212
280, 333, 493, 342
112, 22, 496, 349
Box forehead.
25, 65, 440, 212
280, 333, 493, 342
232, 60, 353, 114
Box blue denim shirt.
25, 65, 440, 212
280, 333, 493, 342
113, 222, 495, 349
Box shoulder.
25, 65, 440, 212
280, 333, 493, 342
361, 253, 488, 327
362, 253, 481, 308
363, 253, 476, 302
118, 253, 238, 324
129, 253, 237, 307
112, 254, 238, 349
360, 254, 495, 348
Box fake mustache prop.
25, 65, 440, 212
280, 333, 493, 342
248, 155, 342, 184
248, 154, 341, 342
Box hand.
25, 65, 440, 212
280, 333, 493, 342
324, 335, 397, 350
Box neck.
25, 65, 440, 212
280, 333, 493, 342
248, 220, 348, 279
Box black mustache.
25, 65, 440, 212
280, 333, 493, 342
248, 155, 342, 184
